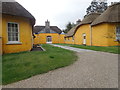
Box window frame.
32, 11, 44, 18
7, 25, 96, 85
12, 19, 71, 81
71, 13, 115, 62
116, 26, 120, 41
46, 36, 52, 43
7, 22, 21, 44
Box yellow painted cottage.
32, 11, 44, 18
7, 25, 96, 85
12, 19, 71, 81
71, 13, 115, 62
1, 2, 35, 54
33, 20, 65, 44
65, 13, 100, 45
91, 3, 120, 46
65, 19, 81, 44
65, 3, 120, 46
74, 13, 100, 46
65, 25, 78, 44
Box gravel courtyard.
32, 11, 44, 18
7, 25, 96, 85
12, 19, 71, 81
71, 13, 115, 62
3, 45, 118, 88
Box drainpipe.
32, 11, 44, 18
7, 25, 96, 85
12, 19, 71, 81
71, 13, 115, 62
90, 24, 92, 46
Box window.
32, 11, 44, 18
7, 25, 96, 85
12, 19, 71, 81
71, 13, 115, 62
46, 36, 52, 43
116, 26, 120, 41
8, 23, 19, 43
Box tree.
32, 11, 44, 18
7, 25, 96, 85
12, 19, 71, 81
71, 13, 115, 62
86, 0, 108, 15
63, 22, 75, 33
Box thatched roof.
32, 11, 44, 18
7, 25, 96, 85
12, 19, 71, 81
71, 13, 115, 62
91, 3, 120, 26
2, 2, 35, 25
65, 13, 100, 37
65, 25, 79, 37
33, 26, 62, 34
79, 13, 101, 26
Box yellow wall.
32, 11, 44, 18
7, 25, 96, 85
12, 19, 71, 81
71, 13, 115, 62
92, 23, 120, 46
65, 23, 120, 46
59, 34, 65, 44
0, 14, 2, 54
107, 23, 120, 46
34, 33, 59, 44
74, 24, 91, 45
65, 37, 75, 44
2, 14, 33, 54
34, 33, 65, 44
0, 38, 2, 55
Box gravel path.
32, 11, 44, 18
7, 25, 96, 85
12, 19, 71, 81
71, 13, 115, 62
3, 45, 118, 88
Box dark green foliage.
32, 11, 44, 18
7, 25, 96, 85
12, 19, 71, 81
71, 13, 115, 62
63, 22, 76, 33
86, 0, 108, 15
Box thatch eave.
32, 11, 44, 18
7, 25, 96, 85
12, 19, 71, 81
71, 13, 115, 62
91, 3, 120, 26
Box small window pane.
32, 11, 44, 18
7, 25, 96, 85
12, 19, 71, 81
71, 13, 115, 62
12, 24, 14, 28
15, 28, 18, 32
16, 37, 18, 41
8, 36, 11, 41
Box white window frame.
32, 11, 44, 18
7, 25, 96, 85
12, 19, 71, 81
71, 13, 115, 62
116, 26, 120, 41
7, 22, 21, 44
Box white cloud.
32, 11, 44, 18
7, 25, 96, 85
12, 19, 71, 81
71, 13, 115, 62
16, 0, 119, 29
0, 0, 15, 2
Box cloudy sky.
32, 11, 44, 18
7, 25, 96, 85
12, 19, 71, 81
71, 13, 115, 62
15, 0, 119, 30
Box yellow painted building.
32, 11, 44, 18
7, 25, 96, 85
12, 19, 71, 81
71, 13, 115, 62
74, 13, 100, 46
59, 34, 65, 44
65, 37, 75, 44
75, 24, 91, 45
65, 19, 81, 44
65, 25, 78, 44
91, 3, 120, 46
34, 20, 65, 44
1, 2, 35, 54
65, 13, 100, 45
65, 3, 120, 46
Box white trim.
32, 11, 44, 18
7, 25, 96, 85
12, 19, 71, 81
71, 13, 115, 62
82, 33, 86, 45
46, 42, 52, 44
7, 22, 20, 43
6, 41, 22, 45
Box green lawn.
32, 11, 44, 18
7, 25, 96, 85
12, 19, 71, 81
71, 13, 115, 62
2, 44, 77, 85
57, 44, 120, 54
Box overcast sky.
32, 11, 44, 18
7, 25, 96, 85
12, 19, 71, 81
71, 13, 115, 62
15, 0, 119, 30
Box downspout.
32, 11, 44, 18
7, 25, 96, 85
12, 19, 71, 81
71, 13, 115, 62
90, 24, 92, 46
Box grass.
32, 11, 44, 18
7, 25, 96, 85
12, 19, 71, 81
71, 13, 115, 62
56, 44, 120, 54
2, 44, 77, 85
